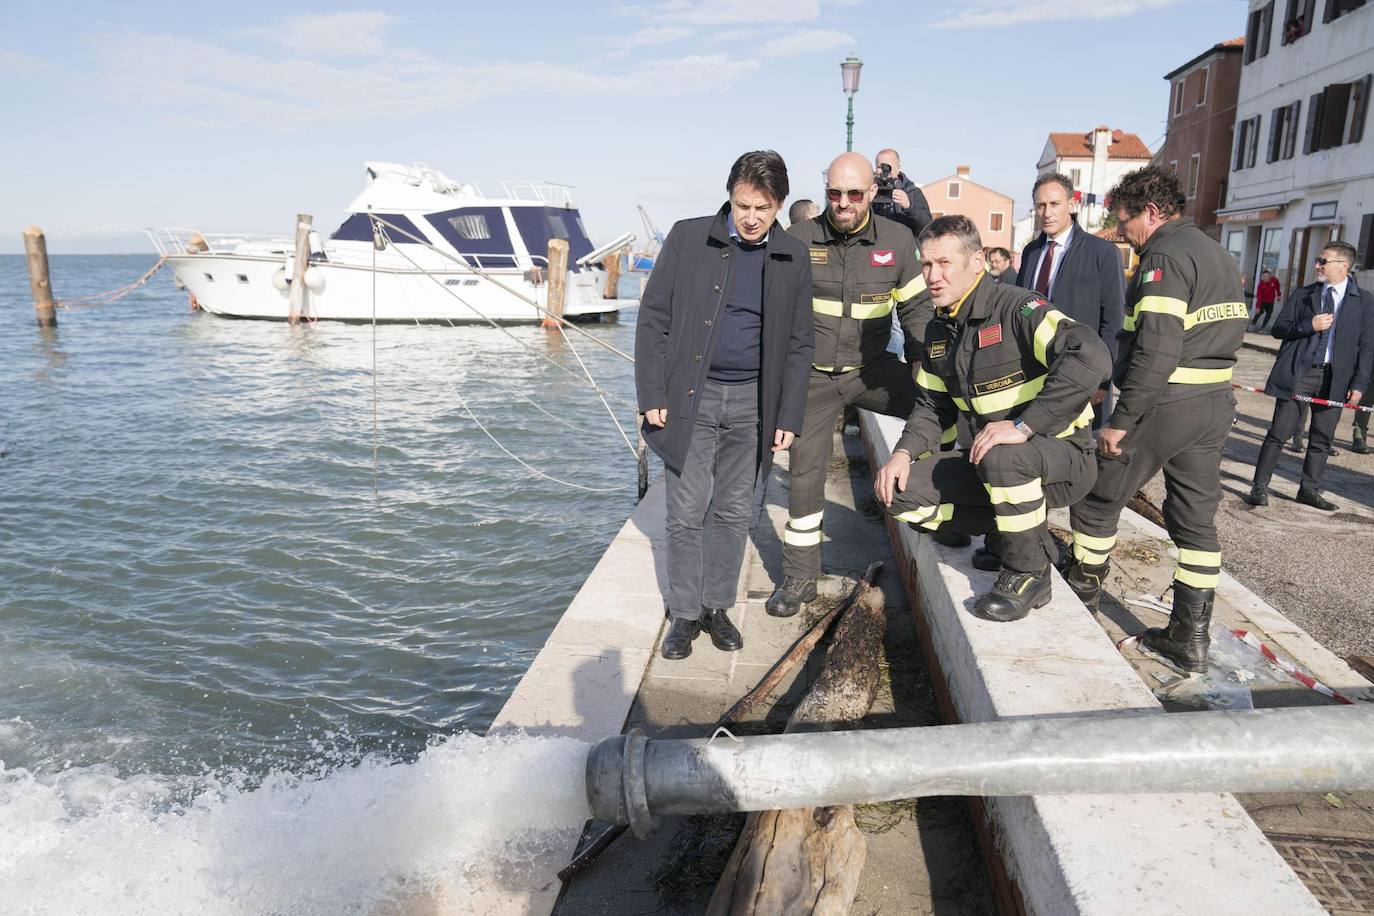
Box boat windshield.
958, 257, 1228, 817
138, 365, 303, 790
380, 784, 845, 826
510, 207, 595, 269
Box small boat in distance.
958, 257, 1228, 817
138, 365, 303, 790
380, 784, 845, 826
146, 162, 634, 323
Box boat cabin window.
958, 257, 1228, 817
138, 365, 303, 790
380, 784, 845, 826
510, 207, 595, 270
448, 213, 492, 240
426, 206, 518, 269
329, 213, 425, 244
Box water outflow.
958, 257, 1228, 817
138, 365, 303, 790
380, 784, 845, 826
588, 705, 1374, 836
0, 733, 590, 915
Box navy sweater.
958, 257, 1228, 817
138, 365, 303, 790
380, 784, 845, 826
708, 239, 766, 384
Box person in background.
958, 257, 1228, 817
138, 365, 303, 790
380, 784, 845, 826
872, 148, 933, 237
1017, 173, 1125, 429
987, 247, 1017, 284
636, 150, 815, 660
788, 198, 819, 228
1254, 268, 1281, 330
1245, 241, 1371, 510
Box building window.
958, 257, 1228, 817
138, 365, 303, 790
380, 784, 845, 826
1261, 227, 1283, 274
1234, 115, 1262, 169
1245, 1, 1275, 62
1357, 213, 1374, 269
1325, 0, 1368, 22
1173, 81, 1184, 116
989, 212, 1004, 232
1196, 67, 1209, 106
1304, 74, 1373, 153
1187, 155, 1201, 198
947, 181, 961, 199
1311, 201, 1338, 220
1283, 0, 1316, 44
1267, 99, 1304, 160
1169, 159, 1178, 173
1226, 231, 1244, 268
447, 213, 492, 240
1069, 168, 1082, 187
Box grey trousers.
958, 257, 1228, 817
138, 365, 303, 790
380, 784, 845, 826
664, 380, 760, 620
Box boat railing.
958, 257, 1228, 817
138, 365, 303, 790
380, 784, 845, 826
468, 181, 576, 207
144, 227, 291, 257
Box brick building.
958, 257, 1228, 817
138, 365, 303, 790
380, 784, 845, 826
1160, 38, 1245, 240
919, 165, 1014, 251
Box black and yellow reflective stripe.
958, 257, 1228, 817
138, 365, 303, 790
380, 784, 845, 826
916, 367, 947, 392
1125, 298, 1248, 333
1136, 295, 1187, 320
1168, 365, 1233, 384
1054, 404, 1094, 438
894, 502, 954, 530
1031, 309, 1069, 366
985, 480, 1043, 506
812, 297, 844, 317
783, 510, 824, 547
1072, 530, 1116, 564
1174, 547, 1221, 588
993, 503, 1046, 533
851, 298, 894, 320
970, 374, 1044, 415
893, 274, 927, 303
1183, 301, 1248, 329
940, 425, 958, 446
1174, 567, 1221, 588
813, 363, 860, 372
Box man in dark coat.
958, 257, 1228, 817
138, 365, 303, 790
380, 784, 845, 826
635, 150, 815, 660
873, 148, 933, 237
1245, 241, 1372, 509
1017, 173, 1126, 428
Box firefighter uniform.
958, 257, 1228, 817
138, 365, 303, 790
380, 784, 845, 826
885, 273, 1109, 580
1068, 217, 1247, 602
779, 211, 933, 582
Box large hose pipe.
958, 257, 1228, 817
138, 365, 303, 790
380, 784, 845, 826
586, 705, 1374, 837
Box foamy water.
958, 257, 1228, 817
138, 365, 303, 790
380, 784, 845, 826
0, 733, 591, 915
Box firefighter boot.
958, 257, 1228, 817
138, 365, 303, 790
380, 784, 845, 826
973, 566, 1051, 622
1063, 557, 1110, 610
1139, 583, 1214, 673
766, 576, 817, 618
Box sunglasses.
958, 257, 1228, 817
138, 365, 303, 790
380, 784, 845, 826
1314, 257, 1349, 266
826, 187, 867, 203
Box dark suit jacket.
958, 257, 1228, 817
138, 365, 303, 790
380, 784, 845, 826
1265, 279, 1374, 401
1017, 223, 1126, 371
635, 204, 815, 475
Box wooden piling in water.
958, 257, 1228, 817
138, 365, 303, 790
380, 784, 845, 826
602, 248, 622, 299
543, 238, 569, 328
23, 227, 57, 328
288, 213, 312, 324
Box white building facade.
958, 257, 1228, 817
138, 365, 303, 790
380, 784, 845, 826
1035, 127, 1153, 232
1220, 0, 1373, 297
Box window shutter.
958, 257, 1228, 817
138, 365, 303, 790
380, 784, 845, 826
1234, 121, 1247, 170
1359, 213, 1374, 270
1247, 116, 1261, 167
1268, 108, 1282, 162
1284, 100, 1302, 158
1320, 82, 1352, 149
1350, 74, 1372, 144
1302, 0, 1317, 31
1304, 92, 1323, 153
1323, 0, 1335, 22
1261, 2, 1273, 56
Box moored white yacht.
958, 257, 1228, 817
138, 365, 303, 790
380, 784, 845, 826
146, 162, 634, 322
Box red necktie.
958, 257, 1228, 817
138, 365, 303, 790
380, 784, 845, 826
1034, 240, 1057, 297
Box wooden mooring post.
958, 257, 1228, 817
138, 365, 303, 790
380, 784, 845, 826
602, 247, 623, 299
288, 213, 312, 324
23, 227, 57, 328
543, 238, 569, 328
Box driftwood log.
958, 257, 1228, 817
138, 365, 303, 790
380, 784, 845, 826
706, 580, 887, 916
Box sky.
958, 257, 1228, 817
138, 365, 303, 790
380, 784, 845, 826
0, 0, 1248, 255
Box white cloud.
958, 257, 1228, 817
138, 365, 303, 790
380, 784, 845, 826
931, 0, 1184, 29
705, 28, 764, 42
240, 11, 401, 57
762, 29, 854, 58
0, 50, 47, 71
619, 0, 823, 25
606, 25, 695, 58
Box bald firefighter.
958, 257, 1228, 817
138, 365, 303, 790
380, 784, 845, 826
875, 215, 1111, 621
1065, 166, 1248, 672
767, 152, 933, 618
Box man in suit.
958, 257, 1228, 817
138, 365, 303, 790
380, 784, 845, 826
1244, 241, 1372, 510
1017, 173, 1126, 429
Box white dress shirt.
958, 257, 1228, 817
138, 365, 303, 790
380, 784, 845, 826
1322, 277, 1349, 365
1032, 223, 1075, 297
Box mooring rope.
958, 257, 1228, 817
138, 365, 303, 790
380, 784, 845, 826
55, 256, 167, 309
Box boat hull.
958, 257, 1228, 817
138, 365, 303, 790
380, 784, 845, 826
168, 254, 628, 323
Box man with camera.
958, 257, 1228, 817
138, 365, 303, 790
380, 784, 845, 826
873, 149, 932, 238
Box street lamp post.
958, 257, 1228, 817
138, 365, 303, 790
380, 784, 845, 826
840, 55, 863, 152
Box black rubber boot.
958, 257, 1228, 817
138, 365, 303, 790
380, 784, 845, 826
1139, 582, 1214, 673
971, 532, 1002, 572
660, 617, 701, 660
1354, 434, 1369, 455
765, 576, 816, 618
973, 566, 1051, 622
700, 607, 743, 651
1242, 485, 1269, 507
1063, 557, 1110, 609
930, 529, 972, 547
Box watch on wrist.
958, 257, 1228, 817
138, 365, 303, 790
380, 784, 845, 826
1014, 418, 1034, 438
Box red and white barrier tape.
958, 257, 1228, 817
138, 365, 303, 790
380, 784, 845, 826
1231, 629, 1356, 705
1231, 383, 1374, 413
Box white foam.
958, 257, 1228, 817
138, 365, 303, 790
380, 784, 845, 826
0, 732, 590, 915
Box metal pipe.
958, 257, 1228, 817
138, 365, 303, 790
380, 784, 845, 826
586, 705, 1374, 837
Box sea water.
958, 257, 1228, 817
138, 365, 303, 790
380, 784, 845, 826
0, 255, 643, 911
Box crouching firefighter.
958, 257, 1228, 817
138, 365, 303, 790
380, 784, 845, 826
874, 215, 1111, 621
1065, 166, 1247, 673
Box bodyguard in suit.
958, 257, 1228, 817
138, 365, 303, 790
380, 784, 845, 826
1017, 173, 1126, 428
1245, 241, 1373, 510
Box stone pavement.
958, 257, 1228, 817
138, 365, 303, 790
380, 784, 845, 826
553, 426, 994, 915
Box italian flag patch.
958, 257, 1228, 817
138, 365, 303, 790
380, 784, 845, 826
1142, 268, 1163, 283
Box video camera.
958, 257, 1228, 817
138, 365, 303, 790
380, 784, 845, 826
874, 162, 897, 203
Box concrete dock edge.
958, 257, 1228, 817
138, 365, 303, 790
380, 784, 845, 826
858, 409, 1324, 915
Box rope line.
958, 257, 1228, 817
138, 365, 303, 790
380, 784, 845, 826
1231, 383, 1374, 413
55, 256, 167, 309
554, 319, 638, 458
